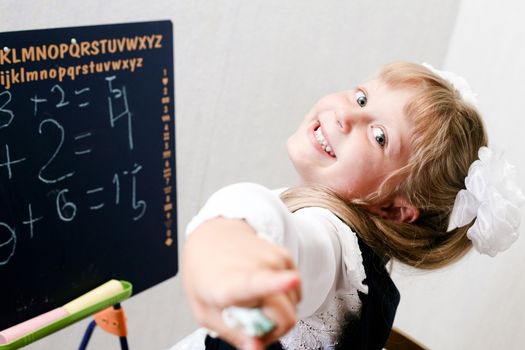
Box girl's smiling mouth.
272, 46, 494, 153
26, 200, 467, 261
312, 123, 336, 158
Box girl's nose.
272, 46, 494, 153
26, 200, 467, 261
336, 109, 367, 134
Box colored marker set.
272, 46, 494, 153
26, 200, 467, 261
0, 280, 132, 349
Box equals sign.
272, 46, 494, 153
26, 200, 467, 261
74, 132, 92, 155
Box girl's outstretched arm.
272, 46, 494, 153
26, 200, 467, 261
179, 183, 366, 349
182, 217, 302, 349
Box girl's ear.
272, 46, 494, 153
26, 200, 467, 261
367, 195, 420, 223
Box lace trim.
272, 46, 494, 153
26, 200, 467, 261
281, 289, 362, 350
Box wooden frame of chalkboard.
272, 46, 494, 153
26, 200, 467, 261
0, 20, 176, 333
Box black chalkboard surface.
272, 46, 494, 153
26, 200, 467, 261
0, 21, 176, 330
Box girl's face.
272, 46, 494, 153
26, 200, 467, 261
287, 79, 416, 202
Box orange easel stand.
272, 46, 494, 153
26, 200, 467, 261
94, 306, 128, 337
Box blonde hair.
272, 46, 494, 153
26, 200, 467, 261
281, 62, 488, 269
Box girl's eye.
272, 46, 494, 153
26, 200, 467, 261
371, 126, 387, 147
355, 90, 367, 107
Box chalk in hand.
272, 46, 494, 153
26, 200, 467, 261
222, 306, 275, 337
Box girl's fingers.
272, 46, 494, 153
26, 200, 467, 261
221, 269, 301, 307
243, 337, 265, 350
259, 294, 297, 345
286, 287, 300, 307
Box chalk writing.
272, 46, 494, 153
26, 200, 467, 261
30, 94, 47, 116
31, 83, 92, 116
56, 189, 77, 222
38, 119, 75, 184
86, 187, 104, 210
112, 173, 120, 205
0, 222, 16, 265
0, 144, 27, 179
51, 84, 70, 108
131, 163, 146, 221
106, 76, 134, 150
74, 87, 90, 108
0, 75, 150, 265
0, 90, 14, 128
21, 204, 43, 239
73, 131, 93, 156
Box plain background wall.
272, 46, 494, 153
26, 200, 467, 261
2, 1, 523, 349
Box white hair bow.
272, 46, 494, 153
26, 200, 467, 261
448, 147, 525, 256
422, 62, 478, 107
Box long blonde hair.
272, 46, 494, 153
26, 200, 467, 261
281, 62, 488, 269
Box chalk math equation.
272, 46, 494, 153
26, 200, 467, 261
0, 75, 147, 266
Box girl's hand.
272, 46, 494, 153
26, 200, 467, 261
182, 217, 301, 349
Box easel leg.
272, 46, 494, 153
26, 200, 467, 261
79, 320, 96, 350
79, 303, 129, 350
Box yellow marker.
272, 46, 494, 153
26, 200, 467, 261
63, 280, 123, 315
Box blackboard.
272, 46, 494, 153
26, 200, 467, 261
0, 21, 176, 330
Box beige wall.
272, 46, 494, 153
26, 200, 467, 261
0, 1, 478, 349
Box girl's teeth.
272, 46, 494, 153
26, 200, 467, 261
314, 127, 335, 157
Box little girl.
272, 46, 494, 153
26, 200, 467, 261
174, 62, 523, 350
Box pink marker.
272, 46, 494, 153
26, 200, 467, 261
0, 307, 68, 344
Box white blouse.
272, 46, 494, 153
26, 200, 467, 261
173, 183, 368, 350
